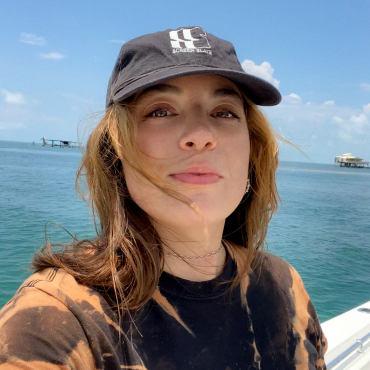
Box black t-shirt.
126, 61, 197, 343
0, 248, 328, 369
122, 255, 260, 369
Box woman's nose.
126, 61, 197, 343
179, 115, 217, 151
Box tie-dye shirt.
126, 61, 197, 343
0, 249, 327, 370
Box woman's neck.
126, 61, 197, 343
162, 244, 227, 282
153, 220, 227, 282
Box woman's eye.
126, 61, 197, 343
213, 110, 240, 119
147, 109, 172, 118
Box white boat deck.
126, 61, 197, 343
322, 300, 370, 369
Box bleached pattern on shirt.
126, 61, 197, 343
252, 251, 327, 370
228, 244, 261, 369
0, 268, 146, 370
0, 253, 327, 370
288, 265, 327, 370
152, 288, 195, 337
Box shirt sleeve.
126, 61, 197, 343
247, 252, 328, 370
288, 263, 328, 370
0, 286, 96, 370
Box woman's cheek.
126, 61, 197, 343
137, 127, 176, 163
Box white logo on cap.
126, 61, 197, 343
169, 27, 212, 55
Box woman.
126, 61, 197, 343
0, 27, 327, 370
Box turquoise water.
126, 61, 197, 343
1, 140, 369, 322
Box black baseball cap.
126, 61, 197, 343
106, 26, 281, 108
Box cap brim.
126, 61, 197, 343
110, 66, 281, 107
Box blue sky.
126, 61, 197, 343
1, 0, 369, 163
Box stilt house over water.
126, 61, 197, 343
335, 153, 369, 168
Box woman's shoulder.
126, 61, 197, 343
251, 251, 302, 290
228, 243, 305, 294
0, 267, 116, 326
228, 244, 327, 368
249, 251, 328, 368
0, 268, 97, 368
239, 249, 313, 309
2, 267, 106, 311
0, 268, 122, 369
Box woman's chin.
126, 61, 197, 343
131, 186, 243, 231
151, 199, 231, 230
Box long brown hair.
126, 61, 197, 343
32, 94, 280, 313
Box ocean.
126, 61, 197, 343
0, 140, 369, 322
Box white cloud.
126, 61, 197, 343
285, 93, 302, 105
241, 60, 280, 88
324, 100, 335, 106
332, 116, 344, 123
0, 122, 25, 130
261, 91, 370, 162
349, 114, 369, 133
363, 102, 370, 116
1, 89, 26, 104
336, 103, 370, 140
263, 94, 370, 146
0, 103, 31, 134
108, 40, 125, 44
332, 112, 369, 142
289, 93, 301, 100
39, 52, 65, 60
327, 140, 334, 148
0, 98, 66, 140
360, 83, 370, 92
20, 33, 45, 46
337, 131, 353, 142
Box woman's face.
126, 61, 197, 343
124, 74, 250, 230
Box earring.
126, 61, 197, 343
244, 179, 251, 195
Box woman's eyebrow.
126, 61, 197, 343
136, 84, 182, 102
211, 88, 243, 105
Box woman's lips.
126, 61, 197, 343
170, 173, 221, 184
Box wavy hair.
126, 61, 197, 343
32, 94, 280, 313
